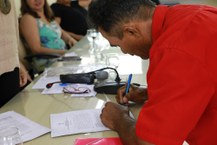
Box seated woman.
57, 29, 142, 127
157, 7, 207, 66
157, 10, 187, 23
19, 0, 77, 57
51, 0, 91, 40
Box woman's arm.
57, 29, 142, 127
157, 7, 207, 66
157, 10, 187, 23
20, 14, 66, 55
61, 29, 77, 47
66, 31, 83, 41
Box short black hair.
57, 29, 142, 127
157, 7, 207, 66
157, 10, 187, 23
88, 0, 155, 37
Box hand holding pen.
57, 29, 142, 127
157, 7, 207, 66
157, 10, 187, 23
125, 74, 132, 95
115, 74, 132, 105
116, 74, 148, 105
124, 74, 132, 105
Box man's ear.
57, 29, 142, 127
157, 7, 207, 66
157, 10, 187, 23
122, 23, 141, 38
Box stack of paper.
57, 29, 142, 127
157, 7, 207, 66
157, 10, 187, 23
74, 137, 123, 145
42, 84, 97, 97
50, 109, 109, 137
0, 111, 50, 142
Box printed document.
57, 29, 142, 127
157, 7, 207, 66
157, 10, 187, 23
74, 137, 123, 145
50, 109, 109, 137
32, 75, 60, 89
0, 111, 50, 142
42, 84, 97, 97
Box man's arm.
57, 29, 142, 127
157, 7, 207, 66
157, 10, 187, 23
101, 102, 153, 145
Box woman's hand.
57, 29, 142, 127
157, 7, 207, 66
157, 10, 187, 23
68, 37, 77, 47
61, 29, 77, 47
19, 62, 32, 87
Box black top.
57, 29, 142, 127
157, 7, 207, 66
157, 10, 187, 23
51, 1, 88, 35
151, 0, 160, 5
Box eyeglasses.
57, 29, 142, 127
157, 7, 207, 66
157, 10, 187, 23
63, 86, 91, 94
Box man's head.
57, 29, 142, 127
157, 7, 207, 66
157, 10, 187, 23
88, 0, 155, 59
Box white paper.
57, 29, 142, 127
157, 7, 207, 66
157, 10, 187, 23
50, 109, 109, 137
41, 83, 64, 94
42, 84, 97, 97
45, 66, 79, 77
45, 65, 107, 77
64, 52, 78, 57
0, 111, 50, 142
32, 76, 60, 89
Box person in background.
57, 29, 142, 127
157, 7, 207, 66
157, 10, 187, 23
51, 0, 91, 40
151, 0, 160, 5
0, 0, 31, 107
19, 0, 77, 56
88, 0, 217, 145
77, 0, 92, 10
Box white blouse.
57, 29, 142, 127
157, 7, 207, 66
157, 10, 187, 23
0, 0, 19, 75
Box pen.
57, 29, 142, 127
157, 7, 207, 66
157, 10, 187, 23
125, 74, 132, 95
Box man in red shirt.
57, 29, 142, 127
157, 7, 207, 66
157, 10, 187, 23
88, 0, 217, 145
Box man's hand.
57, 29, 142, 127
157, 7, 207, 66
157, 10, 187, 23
116, 85, 148, 105
100, 102, 130, 130
100, 102, 153, 145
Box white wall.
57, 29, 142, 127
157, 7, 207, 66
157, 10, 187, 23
14, 1, 21, 17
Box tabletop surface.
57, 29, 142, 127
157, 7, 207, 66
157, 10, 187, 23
0, 36, 149, 145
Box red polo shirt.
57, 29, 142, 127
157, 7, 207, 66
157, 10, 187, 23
136, 5, 217, 145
